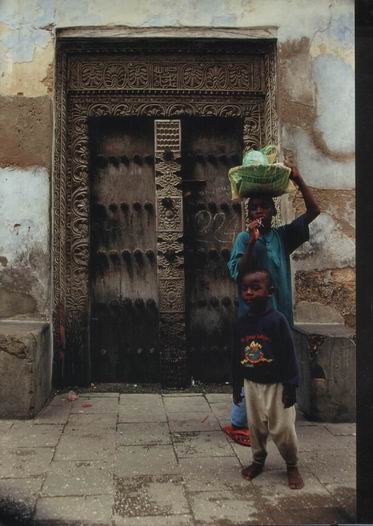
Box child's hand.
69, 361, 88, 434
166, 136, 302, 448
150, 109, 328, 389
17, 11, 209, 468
282, 384, 296, 408
284, 161, 301, 183
247, 219, 261, 243
233, 390, 243, 406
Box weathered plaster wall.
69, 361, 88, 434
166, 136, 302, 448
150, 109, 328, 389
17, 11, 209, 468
0, 0, 354, 325
0, 168, 50, 319
0, 96, 53, 169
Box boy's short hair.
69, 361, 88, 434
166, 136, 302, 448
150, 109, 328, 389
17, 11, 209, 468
239, 267, 275, 290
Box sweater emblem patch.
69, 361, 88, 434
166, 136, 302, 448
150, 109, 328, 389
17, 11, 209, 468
241, 340, 273, 368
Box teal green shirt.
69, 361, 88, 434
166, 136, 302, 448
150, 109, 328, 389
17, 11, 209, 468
227, 214, 309, 326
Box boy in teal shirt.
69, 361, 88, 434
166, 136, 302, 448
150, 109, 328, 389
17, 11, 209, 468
224, 163, 320, 445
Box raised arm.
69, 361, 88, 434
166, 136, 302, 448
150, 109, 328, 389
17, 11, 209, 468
285, 162, 321, 224
237, 219, 261, 276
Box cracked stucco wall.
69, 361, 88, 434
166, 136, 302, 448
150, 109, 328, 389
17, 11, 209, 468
0, 0, 354, 326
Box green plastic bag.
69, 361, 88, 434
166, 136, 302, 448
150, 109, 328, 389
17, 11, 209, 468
228, 145, 295, 199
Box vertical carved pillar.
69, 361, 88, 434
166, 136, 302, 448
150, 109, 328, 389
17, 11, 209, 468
154, 120, 188, 387
53, 52, 68, 385
264, 47, 279, 146
264, 47, 284, 228
64, 102, 91, 385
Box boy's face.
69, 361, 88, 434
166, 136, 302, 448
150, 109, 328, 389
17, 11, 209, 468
247, 197, 274, 228
240, 271, 272, 306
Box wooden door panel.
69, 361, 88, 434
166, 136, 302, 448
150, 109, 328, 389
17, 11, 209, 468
90, 117, 159, 382
182, 117, 243, 382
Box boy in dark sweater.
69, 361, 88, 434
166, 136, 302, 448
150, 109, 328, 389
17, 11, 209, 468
226, 163, 320, 446
232, 268, 304, 490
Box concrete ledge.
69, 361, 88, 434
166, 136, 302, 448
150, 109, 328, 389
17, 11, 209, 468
0, 321, 52, 419
294, 323, 356, 423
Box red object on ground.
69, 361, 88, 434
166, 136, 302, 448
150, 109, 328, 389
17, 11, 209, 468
65, 390, 79, 401
223, 425, 251, 447
81, 402, 93, 408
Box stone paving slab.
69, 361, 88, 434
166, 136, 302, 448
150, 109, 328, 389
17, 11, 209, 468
71, 397, 120, 414
117, 422, 172, 446
269, 505, 354, 525
189, 489, 275, 525
115, 446, 179, 477
54, 433, 116, 462
34, 494, 114, 522
179, 456, 247, 492
1, 423, 63, 448
208, 401, 231, 423
173, 431, 234, 458
65, 413, 118, 432
324, 422, 356, 436
118, 409, 167, 423
0, 447, 54, 478
114, 515, 194, 525
118, 395, 166, 423
163, 395, 210, 413
119, 394, 164, 406
296, 424, 355, 452
81, 392, 120, 398
113, 474, 189, 517
41, 460, 113, 497
325, 482, 356, 517
163, 393, 203, 397
302, 448, 356, 485
34, 403, 72, 425
168, 412, 221, 433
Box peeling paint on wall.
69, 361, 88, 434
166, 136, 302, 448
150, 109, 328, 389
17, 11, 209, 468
292, 213, 355, 271
0, 40, 54, 97
0, 96, 53, 168
0, 167, 50, 319
310, 11, 354, 66
281, 127, 354, 188
293, 188, 355, 239
313, 54, 354, 155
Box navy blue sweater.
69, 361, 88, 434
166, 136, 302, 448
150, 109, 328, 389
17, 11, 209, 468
232, 308, 299, 394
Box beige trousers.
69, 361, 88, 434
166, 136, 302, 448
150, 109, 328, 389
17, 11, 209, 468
244, 379, 298, 467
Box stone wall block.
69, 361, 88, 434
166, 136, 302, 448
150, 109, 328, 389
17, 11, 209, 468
294, 324, 355, 423
0, 322, 52, 418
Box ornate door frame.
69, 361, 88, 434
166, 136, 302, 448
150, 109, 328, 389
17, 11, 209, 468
53, 38, 278, 386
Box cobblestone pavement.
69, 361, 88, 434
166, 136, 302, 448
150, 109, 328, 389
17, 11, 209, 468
0, 393, 356, 525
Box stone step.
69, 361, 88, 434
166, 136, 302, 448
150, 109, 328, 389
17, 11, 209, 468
0, 321, 51, 418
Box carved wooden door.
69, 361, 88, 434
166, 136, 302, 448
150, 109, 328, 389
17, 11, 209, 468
89, 117, 243, 384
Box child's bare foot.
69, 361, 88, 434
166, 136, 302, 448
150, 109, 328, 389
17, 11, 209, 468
241, 463, 263, 480
287, 466, 304, 489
